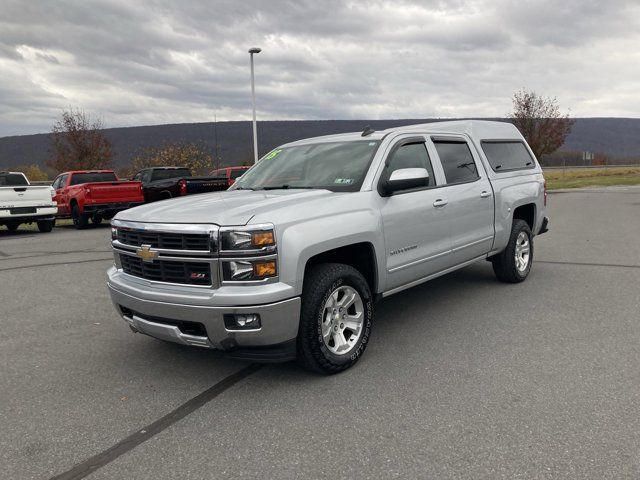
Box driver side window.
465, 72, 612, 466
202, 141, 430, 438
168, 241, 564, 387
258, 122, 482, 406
385, 142, 435, 188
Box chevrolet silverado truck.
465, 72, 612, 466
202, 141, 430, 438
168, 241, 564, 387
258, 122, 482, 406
132, 167, 229, 203
107, 121, 549, 374
53, 170, 144, 229
0, 172, 57, 232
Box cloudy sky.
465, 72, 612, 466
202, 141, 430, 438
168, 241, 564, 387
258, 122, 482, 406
0, 0, 639, 137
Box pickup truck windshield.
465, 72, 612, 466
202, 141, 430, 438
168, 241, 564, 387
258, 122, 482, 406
233, 140, 380, 192
151, 169, 191, 181
70, 172, 118, 185
0, 173, 28, 186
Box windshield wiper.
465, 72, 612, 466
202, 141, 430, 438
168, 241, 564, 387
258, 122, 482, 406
257, 185, 317, 190
233, 186, 255, 191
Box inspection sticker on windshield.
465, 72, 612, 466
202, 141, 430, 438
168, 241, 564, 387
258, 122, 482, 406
334, 178, 354, 185
264, 149, 282, 160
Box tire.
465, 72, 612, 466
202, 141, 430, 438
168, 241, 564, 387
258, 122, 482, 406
6, 221, 20, 231
72, 204, 89, 229
297, 263, 374, 374
91, 214, 103, 225
491, 219, 533, 283
37, 219, 55, 233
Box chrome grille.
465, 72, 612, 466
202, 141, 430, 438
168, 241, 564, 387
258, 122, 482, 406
119, 254, 212, 286
117, 229, 210, 251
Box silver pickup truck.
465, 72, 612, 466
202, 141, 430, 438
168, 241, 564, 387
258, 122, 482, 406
107, 120, 549, 373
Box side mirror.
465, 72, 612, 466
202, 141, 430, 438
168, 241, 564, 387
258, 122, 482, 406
383, 168, 429, 195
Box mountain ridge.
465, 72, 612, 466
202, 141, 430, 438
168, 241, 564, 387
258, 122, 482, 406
1, 118, 639, 171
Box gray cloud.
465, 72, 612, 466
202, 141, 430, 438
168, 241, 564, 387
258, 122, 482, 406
0, 0, 639, 136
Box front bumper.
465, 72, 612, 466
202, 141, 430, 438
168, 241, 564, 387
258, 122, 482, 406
107, 277, 301, 361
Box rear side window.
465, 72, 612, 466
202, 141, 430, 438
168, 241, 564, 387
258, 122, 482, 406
481, 141, 535, 172
230, 169, 246, 179
70, 172, 117, 185
0, 173, 28, 186
433, 141, 479, 184
151, 168, 191, 181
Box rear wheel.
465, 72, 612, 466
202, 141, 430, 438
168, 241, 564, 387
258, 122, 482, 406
491, 219, 533, 283
91, 214, 103, 225
72, 204, 89, 229
37, 219, 55, 232
297, 263, 373, 374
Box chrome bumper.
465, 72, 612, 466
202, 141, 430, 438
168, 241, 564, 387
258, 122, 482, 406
108, 282, 301, 351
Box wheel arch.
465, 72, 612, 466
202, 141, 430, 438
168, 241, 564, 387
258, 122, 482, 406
513, 203, 536, 230
303, 242, 378, 296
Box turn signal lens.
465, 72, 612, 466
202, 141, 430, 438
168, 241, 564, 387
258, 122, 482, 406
253, 261, 277, 278
252, 231, 275, 246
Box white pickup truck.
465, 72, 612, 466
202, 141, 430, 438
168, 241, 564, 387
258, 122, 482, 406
0, 172, 57, 232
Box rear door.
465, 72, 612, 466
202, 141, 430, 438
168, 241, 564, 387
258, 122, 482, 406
378, 136, 453, 292
429, 135, 494, 264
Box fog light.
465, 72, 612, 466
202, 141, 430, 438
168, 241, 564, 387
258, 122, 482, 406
224, 313, 261, 330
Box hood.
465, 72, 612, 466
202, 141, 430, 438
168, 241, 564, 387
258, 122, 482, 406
116, 189, 341, 225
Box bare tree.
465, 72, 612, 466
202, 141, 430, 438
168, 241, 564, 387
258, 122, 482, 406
511, 89, 574, 159
128, 142, 213, 176
48, 108, 112, 173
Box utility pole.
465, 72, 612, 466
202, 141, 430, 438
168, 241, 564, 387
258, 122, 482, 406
213, 115, 220, 171
248, 47, 261, 164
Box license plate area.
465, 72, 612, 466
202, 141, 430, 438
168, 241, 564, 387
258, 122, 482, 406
10, 207, 37, 214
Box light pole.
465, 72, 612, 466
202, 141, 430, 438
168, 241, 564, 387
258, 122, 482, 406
248, 47, 261, 164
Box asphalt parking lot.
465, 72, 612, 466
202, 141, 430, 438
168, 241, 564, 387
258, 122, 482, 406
1, 186, 639, 480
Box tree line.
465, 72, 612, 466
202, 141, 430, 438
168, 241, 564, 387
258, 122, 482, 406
12, 90, 574, 181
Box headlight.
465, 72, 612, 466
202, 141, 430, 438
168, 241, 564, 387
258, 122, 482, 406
111, 226, 118, 241
222, 259, 277, 281
220, 226, 276, 253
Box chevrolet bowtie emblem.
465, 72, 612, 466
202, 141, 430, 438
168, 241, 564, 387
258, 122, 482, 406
136, 245, 159, 263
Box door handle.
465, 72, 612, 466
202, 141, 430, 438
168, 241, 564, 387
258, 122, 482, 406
433, 198, 448, 207
480, 191, 491, 198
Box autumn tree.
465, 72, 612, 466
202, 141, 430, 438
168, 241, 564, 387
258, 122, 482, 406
12, 164, 50, 181
48, 108, 113, 173
129, 142, 214, 176
510, 89, 574, 159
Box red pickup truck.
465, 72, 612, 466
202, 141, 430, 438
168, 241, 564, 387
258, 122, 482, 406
52, 170, 144, 229
209, 166, 250, 187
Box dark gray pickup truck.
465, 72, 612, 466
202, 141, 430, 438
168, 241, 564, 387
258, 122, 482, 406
132, 167, 228, 203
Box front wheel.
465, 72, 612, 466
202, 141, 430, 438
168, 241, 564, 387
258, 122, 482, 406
491, 219, 533, 283
297, 263, 373, 374
37, 219, 55, 232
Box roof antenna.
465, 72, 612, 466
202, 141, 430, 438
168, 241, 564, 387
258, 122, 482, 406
361, 125, 375, 137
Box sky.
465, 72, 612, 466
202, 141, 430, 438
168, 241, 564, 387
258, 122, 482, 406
1, 0, 639, 137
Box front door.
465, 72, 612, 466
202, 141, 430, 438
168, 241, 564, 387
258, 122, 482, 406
379, 137, 453, 292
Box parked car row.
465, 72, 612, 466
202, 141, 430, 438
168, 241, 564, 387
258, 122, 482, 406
1, 165, 251, 232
